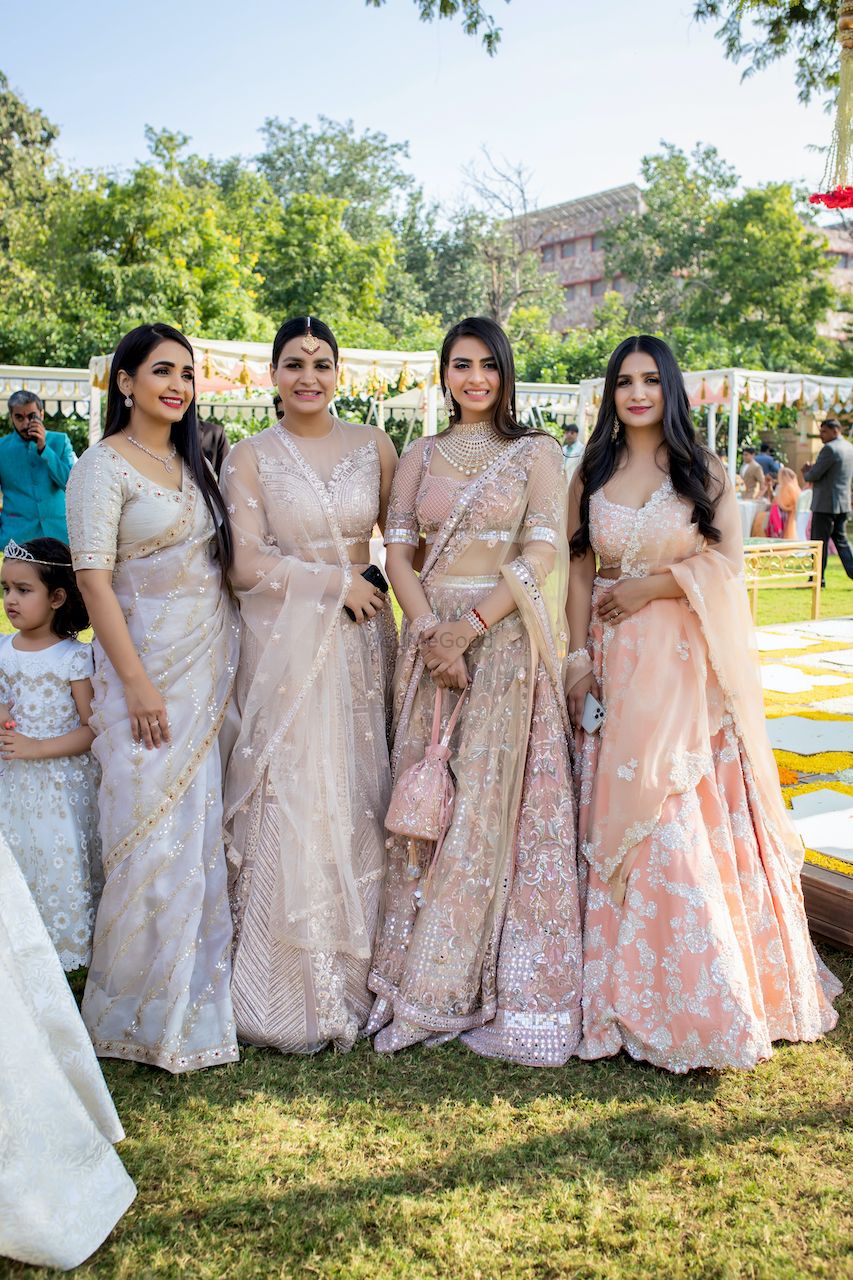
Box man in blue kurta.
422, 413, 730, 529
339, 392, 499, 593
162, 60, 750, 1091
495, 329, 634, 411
0, 391, 76, 544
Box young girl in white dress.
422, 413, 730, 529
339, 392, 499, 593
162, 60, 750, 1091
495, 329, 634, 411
0, 536, 102, 970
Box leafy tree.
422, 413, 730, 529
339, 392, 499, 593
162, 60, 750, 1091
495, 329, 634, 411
260, 191, 396, 323
688, 183, 835, 369
510, 293, 636, 384
693, 1, 838, 104
606, 143, 835, 372
606, 143, 737, 333
0, 73, 67, 363
365, 0, 507, 54
258, 116, 413, 241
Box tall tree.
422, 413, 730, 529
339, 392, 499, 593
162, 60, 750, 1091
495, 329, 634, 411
258, 116, 413, 241
606, 143, 738, 333
606, 143, 835, 372
693, 1, 838, 103
464, 151, 562, 325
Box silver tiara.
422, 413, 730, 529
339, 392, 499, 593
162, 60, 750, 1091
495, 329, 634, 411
3, 540, 66, 567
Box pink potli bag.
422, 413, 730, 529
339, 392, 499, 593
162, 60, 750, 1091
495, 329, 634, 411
385, 685, 468, 908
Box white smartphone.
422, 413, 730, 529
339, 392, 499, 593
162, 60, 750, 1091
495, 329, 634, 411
581, 692, 606, 734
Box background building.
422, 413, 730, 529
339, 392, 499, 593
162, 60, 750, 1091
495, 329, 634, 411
523, 184, 644, 329
526, 184, 853, 338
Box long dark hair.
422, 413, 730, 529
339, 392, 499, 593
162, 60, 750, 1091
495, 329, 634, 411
103, 323, 232, 577
13, 538, 89, 638
440, 316, 532, 440
272, 315, 339, 366
570, 335, 724, 558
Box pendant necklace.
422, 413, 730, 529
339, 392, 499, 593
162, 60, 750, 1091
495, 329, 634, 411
125, 432, 178, 474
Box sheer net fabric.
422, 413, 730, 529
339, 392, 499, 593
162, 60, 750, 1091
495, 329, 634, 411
368, 434, 583, 1064
0, 831, 135, 1271
221, 423, 395, 1053
66, 445, 240, 1073
577, 476, 841, 1071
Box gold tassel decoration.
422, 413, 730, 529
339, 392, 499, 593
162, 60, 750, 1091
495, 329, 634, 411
811, 1, 853, 208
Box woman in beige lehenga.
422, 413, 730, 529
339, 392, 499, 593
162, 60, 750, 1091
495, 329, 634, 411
222, 316, 398, 1053
367, 316, 583, 1064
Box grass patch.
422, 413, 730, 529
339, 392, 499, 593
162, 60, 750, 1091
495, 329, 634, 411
9, 948, 852, 1279
756, 559, 851, 628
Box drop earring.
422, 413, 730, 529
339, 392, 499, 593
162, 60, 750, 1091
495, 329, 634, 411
124, 395, 133, 408
611, 414, 621, 442
444, 387, 455, 415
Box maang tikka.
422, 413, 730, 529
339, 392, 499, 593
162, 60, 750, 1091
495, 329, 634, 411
301, 316, 320, 355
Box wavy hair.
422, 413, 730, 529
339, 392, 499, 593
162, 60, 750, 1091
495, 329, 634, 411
103, 323, 232, 579
570, 335, 724, 558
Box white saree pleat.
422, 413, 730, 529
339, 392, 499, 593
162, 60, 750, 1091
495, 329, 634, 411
0, 831, 136, 1271
66, 445, 240, 1073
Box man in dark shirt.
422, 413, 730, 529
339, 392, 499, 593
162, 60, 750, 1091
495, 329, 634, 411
197, 418, 230, 478
755, 442, 781, 478
802, 419, 853, 587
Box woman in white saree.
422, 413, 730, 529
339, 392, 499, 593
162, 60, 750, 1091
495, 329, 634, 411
67, 324, 240, 1073
367, 317, 583, 1064
222, 316, 398, 1054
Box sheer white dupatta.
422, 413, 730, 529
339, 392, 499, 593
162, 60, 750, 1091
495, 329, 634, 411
222, 428, 380, 960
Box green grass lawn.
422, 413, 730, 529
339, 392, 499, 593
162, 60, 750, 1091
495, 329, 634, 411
8, 949, 851, 1280
2, 558, 850, 1280
756, 559, 852, 629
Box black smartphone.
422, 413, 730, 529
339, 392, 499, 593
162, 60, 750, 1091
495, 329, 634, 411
344, 564, 389, 621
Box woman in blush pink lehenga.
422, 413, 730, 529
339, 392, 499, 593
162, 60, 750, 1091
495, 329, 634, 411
565, 335, 840, 1073
367, 316, 583, 1065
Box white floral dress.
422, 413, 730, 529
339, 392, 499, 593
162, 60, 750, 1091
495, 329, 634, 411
0, 634, 102, 970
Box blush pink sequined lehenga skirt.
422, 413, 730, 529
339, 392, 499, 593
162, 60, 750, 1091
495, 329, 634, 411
576, 582, 841, 1073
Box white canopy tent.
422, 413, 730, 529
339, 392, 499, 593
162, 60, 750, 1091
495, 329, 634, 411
89, 337, 442, 439
0, 365, 98, 439
576, 368, 853, 478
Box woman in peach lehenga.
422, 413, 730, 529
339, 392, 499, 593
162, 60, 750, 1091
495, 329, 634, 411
367, 317, 583, 1064
565, 335, 840, 1072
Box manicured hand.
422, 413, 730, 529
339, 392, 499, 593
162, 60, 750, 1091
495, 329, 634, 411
0, 729, 42, 761
567, 671, 601, 729
422, 620, 475, 676
124, 675, 170, 749
597, 578, 652, 626
344, 573, 385, 624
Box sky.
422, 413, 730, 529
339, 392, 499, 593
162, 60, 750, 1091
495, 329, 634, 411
2, 0, 834, 214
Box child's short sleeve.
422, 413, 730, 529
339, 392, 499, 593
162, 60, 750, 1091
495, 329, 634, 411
67, 641, 95, 682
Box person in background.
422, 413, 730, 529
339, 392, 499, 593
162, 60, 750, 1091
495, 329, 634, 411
562, 423, 582, 461
198, 417, 231, 478
802, 418, 853, 587
740, 446, 767, 501
0, 391, 76, 544
755, 441, 781, 478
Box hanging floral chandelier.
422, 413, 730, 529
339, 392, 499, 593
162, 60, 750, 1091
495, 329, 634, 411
810, 1, 853, 209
